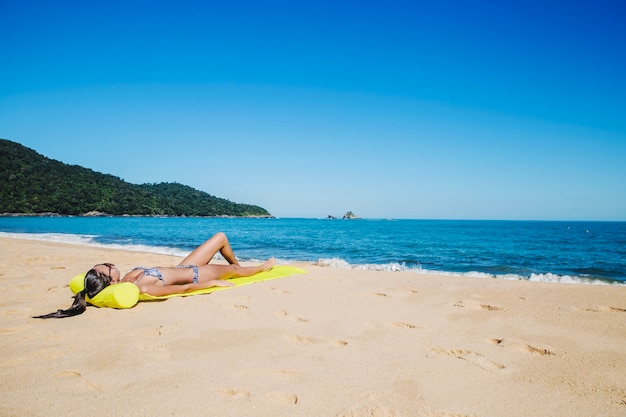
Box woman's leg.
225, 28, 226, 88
197, 258, 275, 282
179, 232, 240, 266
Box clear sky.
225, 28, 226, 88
1, 0, 625, 220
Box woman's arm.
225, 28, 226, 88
137, 279, 234, 297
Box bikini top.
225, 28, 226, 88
132, 267, 165, 283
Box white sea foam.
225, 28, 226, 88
1, 231, 282, 264
0, 232, 97, 246
313, 257, 623, 286
0, 232, 189, 258
315, 258, 411, 272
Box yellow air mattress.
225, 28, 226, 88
69, 265, 307, 309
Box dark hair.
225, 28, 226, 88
33, 269, 112, 319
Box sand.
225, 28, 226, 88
1, 237, 625, 417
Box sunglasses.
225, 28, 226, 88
94, 263, 115, 278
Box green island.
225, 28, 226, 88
0, 139, 272, 217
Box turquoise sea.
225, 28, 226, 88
1, 217, 625, 285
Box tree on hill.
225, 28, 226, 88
0, 138, 271, 217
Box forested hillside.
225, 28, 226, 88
0, 139, 271, 217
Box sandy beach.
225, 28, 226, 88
1, 237, 625, 417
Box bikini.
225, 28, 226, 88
132, 265, 199, 285
178, 265, 199, 283
132, 267, 164, 284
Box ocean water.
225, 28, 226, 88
1, 217, 625, 285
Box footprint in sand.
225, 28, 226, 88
56, 370, 103, 392
525, 344, 556, 355
285, 334, 348, 347
582, 306, 626, 313
453, 300, 508, 312
480, 304, 505, 311
372, 292, 390, 298
217, 388, 297, 405
268, 286, 291, 295
139, 343, 170, 360
489, 338, 555, 356
218, 388, 250, 399
263, 391, 299, 405
57, 370, 82, 378
390, 322, 420, 330
220, 304, 251, 315
431, 348, 506, 372
275, 310, 310, 323
136, 325, 168, 337
335, 405, 400, 417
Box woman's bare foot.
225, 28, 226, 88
262, 258, 276, 271
211, 279, 235, 287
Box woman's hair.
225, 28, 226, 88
33, 268, 112, 319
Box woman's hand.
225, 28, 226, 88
206, 279, 235, 288
138, 279, 234, 296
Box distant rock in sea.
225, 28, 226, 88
342, 211, 360, 219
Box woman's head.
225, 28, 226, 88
33, 263, 118, 319
83, 265, 114, 297
91, 263, 121, 285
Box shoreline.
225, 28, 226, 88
0, 212, 276, 218
3, 212, 626, 225
1, 230, 623, 286
1, 236, 626, 416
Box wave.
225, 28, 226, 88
313, 257, 624, 286
0, 232, 190, 258
1, 231, 98, 246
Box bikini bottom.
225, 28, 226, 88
177, 265, 199, 283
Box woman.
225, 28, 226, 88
34, 232, 275, 319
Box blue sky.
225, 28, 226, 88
1, 0, 625, 220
